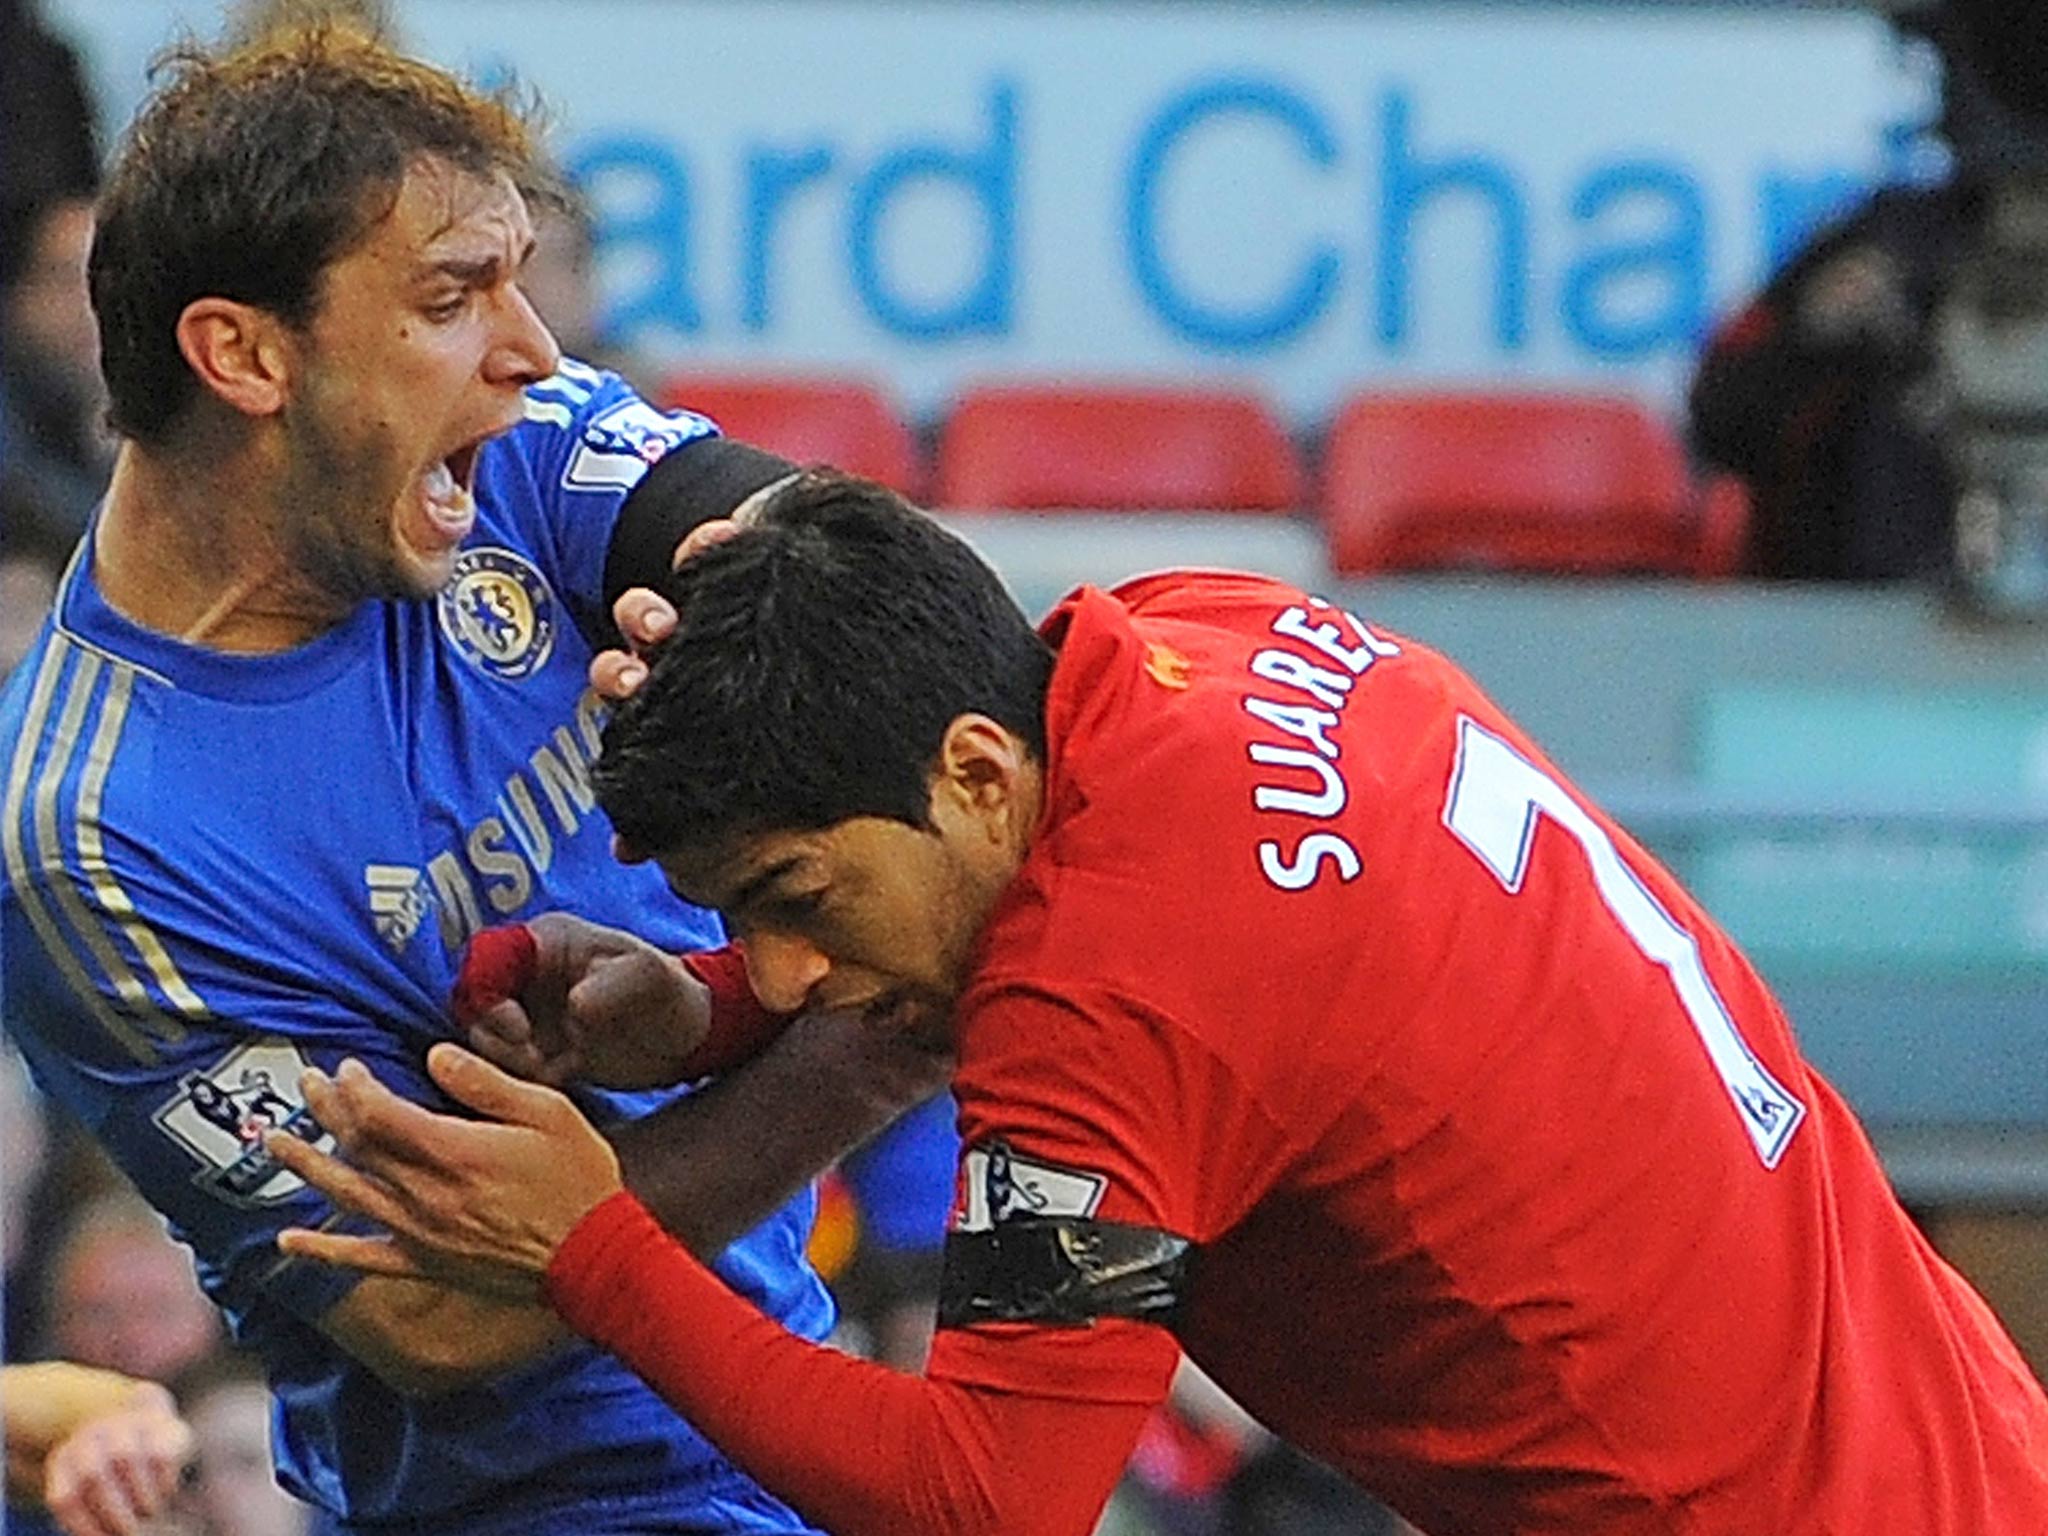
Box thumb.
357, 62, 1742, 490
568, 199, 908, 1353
426, 1041, 570, 1128
566, 950, 660, 1027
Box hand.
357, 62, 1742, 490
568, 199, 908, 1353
269, 1045, 624, 1301
456, 915, 711, 1090
587, 515, 747, 704
42, 1382, 194, 1536
591, 515, 749, 865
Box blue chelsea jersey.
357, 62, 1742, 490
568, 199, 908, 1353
0, 362, 833, 1533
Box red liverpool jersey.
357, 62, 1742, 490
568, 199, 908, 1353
931, 572, 2048, 1535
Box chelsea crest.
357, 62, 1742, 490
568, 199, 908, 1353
439, 547, 557, 680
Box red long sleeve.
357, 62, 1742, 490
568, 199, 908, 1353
545, 1190, 1165, 1536
453, 931, 791, 1081
676, 944, 791, 1077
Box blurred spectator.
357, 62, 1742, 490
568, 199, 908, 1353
1947, 0, 2048, 132
6, 1098, 133, 1360
523, 198, 606, 368
42, 1193, 224, 1384
173, 1352, 310, 1536
523, 195, 657, 386
2, 1041, 52, 1348
1, 0, 109, 558
3, 1361, 196, 1536
1690, 3, 2048, 587
2, 190, 114, 554
829, 1091, 959, 1370
2, 536, 63, 679
1110, 1362, 1421, 1535
0, 0, 99, 214
1219, 1443, 1413, 1536
1121, 1364, 1264, 1536
1688, 181, 1978, 581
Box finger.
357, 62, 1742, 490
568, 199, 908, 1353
464, 999, 555, 1077
589, 648, 649, 702
97, 1424, 167, 1522
467, 1018, 582, 1089
565, 952, 650, 1029
42, 1449, 99, 1536
426, 1042, 578, 1129
671, 515, 745, 566
611, 586, 677, 646
265, 1129, 421, 1231
466, 996, 536, 1052
276, 1226, 434, 1280
300, 1061, 437, 1158
310, 1059, 481, 1166
465, 1023, 549, 1083
528, 908, 611, 974
48, 1450, 138, 1536
117, 1387, 192, 1508
141, 1413, 195, 1507
489, 1043, 584, 1089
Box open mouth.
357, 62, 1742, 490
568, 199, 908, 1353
445, 439, 484, 493
417, 439, 486, 546
430, 438, 485, 504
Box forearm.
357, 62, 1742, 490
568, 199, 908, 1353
546, 1193, 1155, 1536
319, 1273, 570, 1397
3, 1364, 158, 1499
603, 437, 796, 614
613, 1007, 951, 1255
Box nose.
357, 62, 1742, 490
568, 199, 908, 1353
742, 932, 832, 1014
485, 282, 561, 389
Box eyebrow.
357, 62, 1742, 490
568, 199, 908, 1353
723, 854, 811, 914
418, 239, 539, 286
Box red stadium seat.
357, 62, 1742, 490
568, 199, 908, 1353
654, 372, 922, 495
1320, 393, 1739, 577
934, 382, 1303, 512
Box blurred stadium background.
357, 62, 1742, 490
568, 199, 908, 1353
3, 1, 2044, 1533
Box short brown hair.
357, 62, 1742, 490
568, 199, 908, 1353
89, 19, 556, 446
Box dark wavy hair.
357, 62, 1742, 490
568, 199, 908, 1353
89, 16, 556, 445
595, 472, 1056, 860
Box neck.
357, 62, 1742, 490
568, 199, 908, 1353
94, 432, 350, 654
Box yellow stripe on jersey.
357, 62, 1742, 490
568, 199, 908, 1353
3, 639, 187, 1062
75, 663, 209, 1021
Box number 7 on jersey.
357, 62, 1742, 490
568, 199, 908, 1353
1442, 716, 1807, 1168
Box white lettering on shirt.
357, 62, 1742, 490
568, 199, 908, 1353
1242, 598, 1400, 893
1248, 649, 1353, 709
1259, 833, 1364, 891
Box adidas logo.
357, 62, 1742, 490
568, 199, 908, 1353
365, 865, 433, 954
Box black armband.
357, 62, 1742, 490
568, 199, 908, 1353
601, 436, 798, 620
937, 1217, 1194, 1332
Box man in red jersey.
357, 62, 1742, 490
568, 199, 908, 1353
268, 471, 2048, 1536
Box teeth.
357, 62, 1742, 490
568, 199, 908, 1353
424, 460, 457, 498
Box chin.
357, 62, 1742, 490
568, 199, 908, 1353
382, 527, 464, 599
404, 547, 463, 597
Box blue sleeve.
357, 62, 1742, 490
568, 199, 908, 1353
480, 358, 720, 634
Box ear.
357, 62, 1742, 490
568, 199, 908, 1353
175, 298, 295, 421
932, 715, 1027, 826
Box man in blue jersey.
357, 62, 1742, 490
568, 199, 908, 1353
0, 19, 941, 1534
